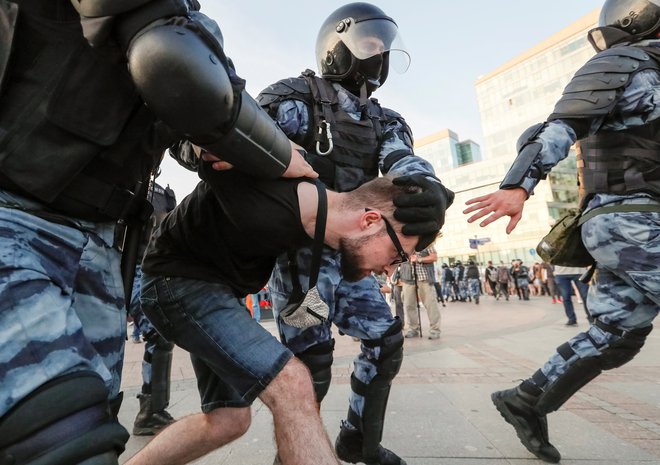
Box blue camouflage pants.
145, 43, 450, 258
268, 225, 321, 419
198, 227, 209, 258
0, 190, 124, 417
537, 195, 660, 388
128, 265, 156, 388
269, 246, 400, 423
467, 278, 481, 300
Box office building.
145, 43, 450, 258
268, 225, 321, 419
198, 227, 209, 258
423, 9, 599, 266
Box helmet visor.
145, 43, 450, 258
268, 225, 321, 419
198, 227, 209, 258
339, 18, 411, 73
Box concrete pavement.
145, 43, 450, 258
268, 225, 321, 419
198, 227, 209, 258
118, 294, 660, 464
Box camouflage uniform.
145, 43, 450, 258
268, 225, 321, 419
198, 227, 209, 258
523, 60, 660, 384
0, 190, 124, 416
490, 38, 660, 464
263, 78, 436, 462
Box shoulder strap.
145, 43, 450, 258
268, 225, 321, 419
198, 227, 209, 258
308, 179, 327, 288
578, 203, 660, 225
287, 180, 327, 293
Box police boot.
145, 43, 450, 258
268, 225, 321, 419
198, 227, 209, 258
491, 386, 560, 463
133, 393, 174, 436
335, 425, 406, 465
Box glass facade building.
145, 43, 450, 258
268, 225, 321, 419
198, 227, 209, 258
420, 9, 599, 266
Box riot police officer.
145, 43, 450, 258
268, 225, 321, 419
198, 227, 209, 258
0, 1, 315, 464
258, 3, 454, 464
465, 0, 660, 461
128, 180, 177, 436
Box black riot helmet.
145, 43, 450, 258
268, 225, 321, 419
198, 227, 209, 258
588, 0, 660, 51
316, 2, 410, 97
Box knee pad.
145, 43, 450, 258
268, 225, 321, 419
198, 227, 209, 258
0, 371, 128, 465
297, 339, 335, 403
347, 319, 404, 454
535, 324, 652, 414
143, 333, 174, 411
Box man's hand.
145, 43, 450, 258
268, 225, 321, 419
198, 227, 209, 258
392, 175, 455, 250
201, 150, 234, 171
463, 188, 527, 234
281, 143, 318, 179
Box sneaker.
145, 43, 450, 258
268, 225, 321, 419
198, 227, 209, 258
132, 336, 142, 344
427, 331, 441, 340
335, 426, 407, 465
565, 320, 577, 326
491, 388, 560, 463
404, 330, 419, 338
552, 297, 557, 304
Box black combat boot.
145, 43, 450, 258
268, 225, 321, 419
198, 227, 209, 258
335, 425, 406, 465
133, 393, 175, 436
491, 386, 560, 463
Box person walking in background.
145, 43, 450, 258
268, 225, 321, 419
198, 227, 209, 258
440, 263, 455, 303
465, 1, 660, 460
495, 261, 512, 301
485, 261, 498, 297
390, 265, 405, 327
541, 262, 561, 304
434, 266, 447, 307
452, 261, 467, 302
401, 246, 442, 339
554, 266, 592, 326
465, 260, 481, 305
511, 259, 531, 300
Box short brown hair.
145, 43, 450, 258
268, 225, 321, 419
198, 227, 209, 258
341, 176, 412, 231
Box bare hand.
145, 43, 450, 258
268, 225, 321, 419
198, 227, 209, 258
281, 142, 318, 179
463, 188, 527, 234
200, 149, 234, 171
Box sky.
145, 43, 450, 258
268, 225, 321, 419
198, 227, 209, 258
157, 0, 604, 198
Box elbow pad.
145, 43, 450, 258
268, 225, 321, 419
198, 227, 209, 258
128, 23, 235, 137
128, 22, 290, 178
499, 123, 546, 190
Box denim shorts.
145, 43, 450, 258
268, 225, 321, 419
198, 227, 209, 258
140, 275, 293, 411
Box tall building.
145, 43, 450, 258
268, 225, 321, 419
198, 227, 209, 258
426, 8, 599, 266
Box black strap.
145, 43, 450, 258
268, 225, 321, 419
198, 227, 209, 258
578, 203, 660, 226
288, 180, 327, 294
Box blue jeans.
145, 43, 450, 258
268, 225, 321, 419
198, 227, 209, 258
555, 275, 589, 323
0, 190, 124, 417
140, 275, 293, 411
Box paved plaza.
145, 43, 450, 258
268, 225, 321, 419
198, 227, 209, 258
118, 295, 660, 464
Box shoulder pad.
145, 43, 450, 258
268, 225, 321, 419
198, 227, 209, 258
548, 46, 654, 121
256, 77, 311, 108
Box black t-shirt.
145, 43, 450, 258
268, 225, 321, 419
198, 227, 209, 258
142, 162, 313, 295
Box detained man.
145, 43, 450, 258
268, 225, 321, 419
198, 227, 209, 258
124, 153, 438, 465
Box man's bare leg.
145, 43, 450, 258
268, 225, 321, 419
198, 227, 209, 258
260, 357, 339, 465
124, 407, 251, 465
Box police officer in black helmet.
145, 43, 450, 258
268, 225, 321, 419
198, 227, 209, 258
258, 3, 454, 465
465, 0, 660, 462
0, 1, 315, 464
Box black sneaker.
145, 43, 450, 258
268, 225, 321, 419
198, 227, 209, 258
491, 388, 560, 463
335, 426, 406, 465
565, 320, 577, 326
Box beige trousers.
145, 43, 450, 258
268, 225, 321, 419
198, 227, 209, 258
402, 281, 441, 333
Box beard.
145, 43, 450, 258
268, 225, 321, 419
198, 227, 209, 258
338, 236, 369, 282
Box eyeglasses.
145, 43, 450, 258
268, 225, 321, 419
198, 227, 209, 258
366, 208, 409, 265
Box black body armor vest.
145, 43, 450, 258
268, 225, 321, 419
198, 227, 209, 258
0, 2, 171, 221
301, 71, 384, 192
259, 70, 387, 192
577, 120, 660, 205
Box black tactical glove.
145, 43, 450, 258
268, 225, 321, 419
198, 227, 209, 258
392, 174, 455, 251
